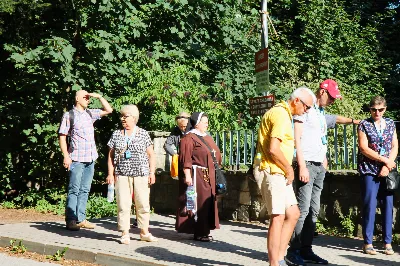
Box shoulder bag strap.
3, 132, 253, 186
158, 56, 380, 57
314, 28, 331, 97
195, 135, 219, 167
86, 109, 92, 118
68, 110, 75, 135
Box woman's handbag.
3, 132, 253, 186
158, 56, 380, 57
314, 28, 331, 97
386, 168, 400, 191
197, 136, 228, 196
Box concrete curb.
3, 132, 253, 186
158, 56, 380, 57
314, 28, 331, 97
0, 236, 163, 266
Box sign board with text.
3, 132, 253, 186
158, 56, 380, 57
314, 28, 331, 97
255, 48, 269, 93
249, 94, 275, 117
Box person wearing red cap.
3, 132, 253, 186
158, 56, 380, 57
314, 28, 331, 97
285, 79, 360, 266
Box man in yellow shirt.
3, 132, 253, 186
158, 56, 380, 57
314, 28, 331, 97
254, 87, 315, 266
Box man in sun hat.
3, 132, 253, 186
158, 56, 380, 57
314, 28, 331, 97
285, 79, 360, 266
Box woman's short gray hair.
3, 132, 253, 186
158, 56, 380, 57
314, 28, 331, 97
290, 86, 316, 105
120, 105, 139, 121
369, 95, 386, 108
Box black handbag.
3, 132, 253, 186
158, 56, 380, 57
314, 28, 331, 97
386, 168, 400, 191
197, 136, 228, 196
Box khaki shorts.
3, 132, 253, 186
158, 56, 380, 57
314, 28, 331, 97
253, 165, 297, 215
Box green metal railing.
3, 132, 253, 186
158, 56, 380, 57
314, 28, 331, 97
327, 124, 358, 170
211, 122, 399, 170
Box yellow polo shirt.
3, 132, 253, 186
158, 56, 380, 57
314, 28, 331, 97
256, 101, 294, 175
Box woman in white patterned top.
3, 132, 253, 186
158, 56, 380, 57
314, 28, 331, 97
106, 104, 157, 244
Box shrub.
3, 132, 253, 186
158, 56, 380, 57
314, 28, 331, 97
1, 201, 17, 209
86, 195, 117, 219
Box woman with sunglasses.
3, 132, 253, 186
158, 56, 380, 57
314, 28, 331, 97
358, 96, 398, 255
106, 104, 158, 244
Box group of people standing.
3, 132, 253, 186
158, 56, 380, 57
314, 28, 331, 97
254, 80, 398, 266
58, 93, 222, 244
58, 82, 397, 264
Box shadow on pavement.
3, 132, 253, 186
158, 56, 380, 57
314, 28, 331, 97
220, 220, 268, 230
135, 246, 244, 266
313, 234, 361, 249
29, 215, 266, 263
185, 239, 268, 261
230, 229, 266, 238
313, 234, 400, 252
29, 220, 120, 244
342, 254, 400, 266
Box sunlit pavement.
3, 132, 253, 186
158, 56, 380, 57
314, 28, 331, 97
1, 214, 399, 266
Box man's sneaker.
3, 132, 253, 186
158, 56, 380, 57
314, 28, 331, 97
285, 250, 306, 266
300, 250, 328, 265
77, 219, 95, 229
66, 220, 80, 231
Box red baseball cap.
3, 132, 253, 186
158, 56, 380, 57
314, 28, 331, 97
320, 79, 342, 99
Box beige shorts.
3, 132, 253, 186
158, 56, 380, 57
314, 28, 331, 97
253, 165, 297, 215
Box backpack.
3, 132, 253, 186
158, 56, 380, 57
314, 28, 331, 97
66, 109, 93, 149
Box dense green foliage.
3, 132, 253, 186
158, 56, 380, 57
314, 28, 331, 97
0, 0, 399, 198
1, 189, 117, 219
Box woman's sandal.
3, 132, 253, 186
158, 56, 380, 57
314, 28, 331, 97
194, 235, 212, 242
384, 246, 395, 255
362, 245, 377, 255
140, 233, 158, 242
120, 234, 130, 245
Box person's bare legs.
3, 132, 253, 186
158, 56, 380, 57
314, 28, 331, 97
268, 214, 285, 266
278, 205, 300, 260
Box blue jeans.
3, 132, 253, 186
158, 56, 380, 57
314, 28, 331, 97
289, 161, 326, 252
65, 161, 95, 222
361, 174, 394, 244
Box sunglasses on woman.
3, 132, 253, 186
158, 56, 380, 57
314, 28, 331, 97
370, 107, 385, 112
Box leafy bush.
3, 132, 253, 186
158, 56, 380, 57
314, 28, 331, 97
339, 211, 356, 238
34, 198, 65, 216
1, 201, 17, 209
4, 188, 118, 218
86, 195, 117, 219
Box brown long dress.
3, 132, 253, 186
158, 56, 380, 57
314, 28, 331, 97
175, 133, 221, 237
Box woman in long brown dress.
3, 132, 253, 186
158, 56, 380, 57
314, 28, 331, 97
175, 112, 221, 242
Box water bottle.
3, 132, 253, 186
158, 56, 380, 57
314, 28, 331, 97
107, 183, 114, 202
186, 185, 196, 211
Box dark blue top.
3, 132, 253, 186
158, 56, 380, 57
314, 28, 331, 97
357, 117, 395, 175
